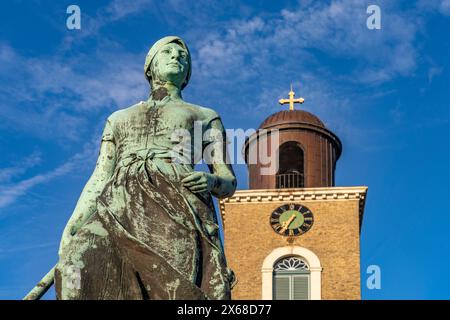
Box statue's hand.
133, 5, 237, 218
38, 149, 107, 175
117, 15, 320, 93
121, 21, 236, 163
181, 172, 216, 193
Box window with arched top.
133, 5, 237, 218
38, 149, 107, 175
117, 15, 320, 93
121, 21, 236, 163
262, 246, 322, 300
273, 256, 310, 300
276, 141, 305, 188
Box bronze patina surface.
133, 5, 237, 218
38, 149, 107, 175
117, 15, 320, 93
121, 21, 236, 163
52, 36, 237, 300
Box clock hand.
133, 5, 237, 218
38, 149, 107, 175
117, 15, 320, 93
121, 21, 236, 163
280, 220, 289, 230
280, 213, 297, 233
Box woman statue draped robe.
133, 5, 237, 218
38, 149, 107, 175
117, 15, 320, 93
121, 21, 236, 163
55, 36, 237, 300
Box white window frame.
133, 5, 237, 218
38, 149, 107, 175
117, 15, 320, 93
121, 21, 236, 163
261, 246, 322, 300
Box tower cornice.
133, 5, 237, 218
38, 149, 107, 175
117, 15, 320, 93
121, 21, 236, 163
219, 186, 368, 230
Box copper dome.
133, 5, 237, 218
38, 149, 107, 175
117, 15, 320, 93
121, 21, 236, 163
246, 108, 342, 189
259, 110, 326, 129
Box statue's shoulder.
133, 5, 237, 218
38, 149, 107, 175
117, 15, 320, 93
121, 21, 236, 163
183, 102, 220, 123
106, 101, 146, 124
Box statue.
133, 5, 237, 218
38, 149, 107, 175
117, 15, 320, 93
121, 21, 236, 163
28, 36, 237, 300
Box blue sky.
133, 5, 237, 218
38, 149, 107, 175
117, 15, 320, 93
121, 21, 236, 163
1, 0, 450, 299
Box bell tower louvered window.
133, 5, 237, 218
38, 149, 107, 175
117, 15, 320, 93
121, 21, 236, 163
273, 256, 310, 300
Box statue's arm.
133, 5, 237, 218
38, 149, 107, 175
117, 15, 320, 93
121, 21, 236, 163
58, 123, 116, 257
205, 117, 237, 199
181, 112, 236, 198
208, 161, 237, 199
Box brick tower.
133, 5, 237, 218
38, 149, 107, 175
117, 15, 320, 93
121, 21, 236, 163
220, 87, 368, 300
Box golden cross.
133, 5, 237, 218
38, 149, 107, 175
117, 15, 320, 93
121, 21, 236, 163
278, 85, 305, 111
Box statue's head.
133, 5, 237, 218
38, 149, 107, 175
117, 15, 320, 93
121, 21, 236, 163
144, 36, 191, 90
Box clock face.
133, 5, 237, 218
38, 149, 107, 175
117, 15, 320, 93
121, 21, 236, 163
270, 203, 314, 237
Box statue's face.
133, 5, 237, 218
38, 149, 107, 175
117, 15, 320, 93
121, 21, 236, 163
151, 42, 189, 88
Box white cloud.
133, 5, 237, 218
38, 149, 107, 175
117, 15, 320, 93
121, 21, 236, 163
0, 43, 147, 141
0, 139, 98, 210
0, 163, 73, 209
193, 0, 418, 85
61, 0, 155, 48
0, 241, 57, 256
428, 66, 444, 83
0, 0, 156, 210
1, 44, 146, 109
179, 0, 427, 154
106, 0, 153, 21
0, 0, 434, 210
441, 0, 450, 14
418, 0, 450, 16
0, 152, 42, 183
2, 0, 420, 142
0, 0, 154, 140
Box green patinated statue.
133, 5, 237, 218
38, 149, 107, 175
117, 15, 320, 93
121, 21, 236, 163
53, 36, 237, 299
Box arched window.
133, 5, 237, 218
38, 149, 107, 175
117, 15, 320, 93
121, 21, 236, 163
261, 246, 322, 300
273, 256, 310, 300
276, 141, 304, 188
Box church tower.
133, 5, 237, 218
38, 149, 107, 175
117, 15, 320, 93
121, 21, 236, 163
220, 87, 368, 300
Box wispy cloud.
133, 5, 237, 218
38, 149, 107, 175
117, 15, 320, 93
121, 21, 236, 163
0, 139, 98, 211
442, 0, 450, 14
192, 0, 418, 85
0, 1, 156, 211
0, 166, 70, 209
0, 0, 436, 210
418, 0, 450, 16
0, 1, 161, 143
178, 0, 426, 153
0, 0, 421, 141
61, 0, 155, 48
106, 0, 153, 21
428, 66, 444, 83
0, 43, 147, 141
0, 151, 42, 184
0, 241, 57, 256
